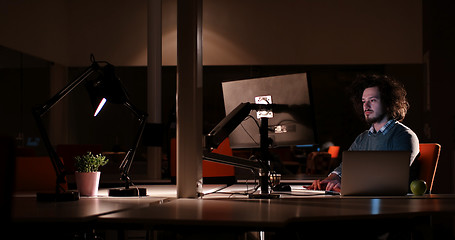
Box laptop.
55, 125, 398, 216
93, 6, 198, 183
340, 151, 411, 196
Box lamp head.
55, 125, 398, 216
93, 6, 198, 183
86, 63, 130, 116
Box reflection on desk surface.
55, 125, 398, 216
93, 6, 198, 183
12, 184, 455, 229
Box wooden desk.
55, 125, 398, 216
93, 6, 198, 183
97, 185, 455, 238
12, 196, 162, 224
12, 185, 188, 239
98, 195, 455, 229
12, 185, 455, 239
12, 184, 224, 224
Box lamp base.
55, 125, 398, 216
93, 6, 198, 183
36, 191, 80, 202
109, 187, 147, 197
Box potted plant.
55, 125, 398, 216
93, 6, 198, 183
74, 152, 109, 196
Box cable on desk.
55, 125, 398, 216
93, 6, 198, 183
246, 168, 259, 194
202, 184, 261, 198
201, 183, 261, 198
201, 164, 261, 198
199, 185, 231, 198
129, 182, 146, 198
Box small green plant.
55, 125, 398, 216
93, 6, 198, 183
75, 152, 109, 172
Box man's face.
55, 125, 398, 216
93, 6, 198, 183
362, 86, 386, 124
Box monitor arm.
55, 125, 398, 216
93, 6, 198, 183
205, 102, 253, 150
204, 102, 288, 150
203, 102, 287, 197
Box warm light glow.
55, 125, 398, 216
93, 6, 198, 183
94, 98, 107, 117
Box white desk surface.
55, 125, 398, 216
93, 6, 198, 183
13, 184, 455, 229
12, 184, 225, 223
96, 184, 455, 231
99, 194, 455, 231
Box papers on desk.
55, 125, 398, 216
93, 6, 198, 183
286, 186, 328, 195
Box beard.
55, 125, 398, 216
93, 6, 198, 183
365, 112, 387, 125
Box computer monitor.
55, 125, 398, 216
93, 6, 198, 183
221, 73, 317, 149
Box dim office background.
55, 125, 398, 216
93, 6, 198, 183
0, 1, 454, 193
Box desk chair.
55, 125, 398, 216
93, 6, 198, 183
417, 143, 441, 194
203, 138, 236, 178
306, 146, 340, 175
327, 146, 341, 172
170, 138, 235, 181
15, 156, 67, 192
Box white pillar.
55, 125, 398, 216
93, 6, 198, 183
147, 0, 162, 179
176, 0, 203, 198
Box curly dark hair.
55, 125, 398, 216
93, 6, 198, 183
350, 74, 409, 122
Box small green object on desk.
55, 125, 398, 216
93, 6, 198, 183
75, 152, 109, 172
410, 180, 427, 196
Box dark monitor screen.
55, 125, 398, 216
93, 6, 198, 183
222, 73, 317, 149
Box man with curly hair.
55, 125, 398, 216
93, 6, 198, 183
307, 74, 420, 192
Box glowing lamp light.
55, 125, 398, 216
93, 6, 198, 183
94, 98, 107, 117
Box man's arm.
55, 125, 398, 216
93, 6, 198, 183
306, 132, 366, 192
330, 162, 342, 177
392, 127, 420, 165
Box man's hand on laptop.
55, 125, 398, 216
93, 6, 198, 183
305, 173, 341, 192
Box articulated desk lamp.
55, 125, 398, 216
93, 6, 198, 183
33, 55, 148, 201
203, 101, 287, 199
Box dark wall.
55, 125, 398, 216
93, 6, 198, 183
422, 1, 455, 194
1, 45, 425, 179
0, 46, 50, 156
